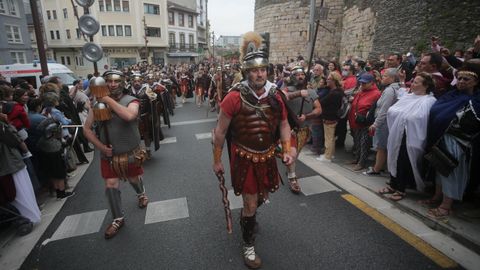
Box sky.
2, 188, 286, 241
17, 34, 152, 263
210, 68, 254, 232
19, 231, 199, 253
208, 0, 255, 37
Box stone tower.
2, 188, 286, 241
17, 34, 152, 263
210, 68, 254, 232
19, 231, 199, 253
254, 0, 344, 64
255, 0, 480, 64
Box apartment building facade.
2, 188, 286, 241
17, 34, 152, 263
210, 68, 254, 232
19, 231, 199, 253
40, 0, 169, 77
166, 1, 199, 64
0, 0, 33, 64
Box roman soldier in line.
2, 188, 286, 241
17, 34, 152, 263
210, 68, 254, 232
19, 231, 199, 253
194, 67, 211, 107
179, 70, 190, 104
282, 66, 322, 193
83, 70, 149, 239
127, 73, 162, 158
212, 32, 295, 269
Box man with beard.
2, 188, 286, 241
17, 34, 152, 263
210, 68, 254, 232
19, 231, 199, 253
282, 66, 322, 193
128, 73, 160, 158
83, 70, 149, 239
212, 31, 294, 269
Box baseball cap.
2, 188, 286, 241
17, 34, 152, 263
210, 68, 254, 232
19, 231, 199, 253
358, 73, 374, 83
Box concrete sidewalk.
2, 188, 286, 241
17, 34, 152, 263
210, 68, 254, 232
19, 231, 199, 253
0, 152, 94, 270
298, 144, 480, 270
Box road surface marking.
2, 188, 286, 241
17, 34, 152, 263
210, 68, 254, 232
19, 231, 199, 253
145, 197, 189, 224
195, 132, 212, 140
342, 194, 457, 268
49, 209, 108, 242
160, 137, 177, 144
299, 175, 341, 196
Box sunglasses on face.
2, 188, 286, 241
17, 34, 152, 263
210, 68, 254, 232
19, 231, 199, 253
457, 77, 472, 82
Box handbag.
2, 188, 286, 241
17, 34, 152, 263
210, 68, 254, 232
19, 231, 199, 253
64, 146, 78, 172
424, 144, 458, 177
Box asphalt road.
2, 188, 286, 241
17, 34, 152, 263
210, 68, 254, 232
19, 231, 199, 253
21, 98, 458, 270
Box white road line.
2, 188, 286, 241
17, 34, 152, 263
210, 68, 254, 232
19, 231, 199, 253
145, 197, 189, 224
170, 118, 217, 126
160, 137, 177, 144
227, 190, 244, 210
299, 175, 341, 196
49, 209, 108, 242
195, 132, 212, 140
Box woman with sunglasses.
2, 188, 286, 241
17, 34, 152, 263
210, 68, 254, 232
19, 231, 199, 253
421, 60, 480, 219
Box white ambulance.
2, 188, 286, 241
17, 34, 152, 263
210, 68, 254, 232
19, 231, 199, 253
0, 62, 78, 91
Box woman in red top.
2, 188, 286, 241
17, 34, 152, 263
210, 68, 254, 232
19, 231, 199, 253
347, 73, 381, 171
8, 88, 30, 140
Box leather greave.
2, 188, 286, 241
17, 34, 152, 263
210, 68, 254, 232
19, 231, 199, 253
105, 188, 124, 219
240, 214, 256, 246
129, 177, 146, 195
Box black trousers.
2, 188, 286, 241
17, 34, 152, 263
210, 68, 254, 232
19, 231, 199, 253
390, 134, 415, 192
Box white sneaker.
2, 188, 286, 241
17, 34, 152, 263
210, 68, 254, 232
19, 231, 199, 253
22, 151, 33, 159
316, 155, 331, 162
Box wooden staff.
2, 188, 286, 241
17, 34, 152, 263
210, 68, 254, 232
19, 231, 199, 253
215, 172, 233, 234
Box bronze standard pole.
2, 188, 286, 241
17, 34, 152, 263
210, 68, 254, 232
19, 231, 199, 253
30, 0, 48, 76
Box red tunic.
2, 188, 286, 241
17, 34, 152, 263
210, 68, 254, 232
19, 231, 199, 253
221, 90, 287, 195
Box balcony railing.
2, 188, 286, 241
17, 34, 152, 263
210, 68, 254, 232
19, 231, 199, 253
169, 43, 197, 52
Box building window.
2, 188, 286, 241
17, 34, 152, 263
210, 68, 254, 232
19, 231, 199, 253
5, 25, 22, 43
0, 0, 5, 14
66, 29, 71, 39
146, 27, 161, 38
105, 0, 112, 11
50, 30, 54, 40
179, 33, 185, 48
189, 34, 194, 46
47, 10, 51, 20
108, 25, 114, 36
63, 8, 68, 18
61, 56, 65, 65
179, 13, 184, 26
7, 0, 16, 16
10, 51, 26, 64
114, 0, 121, 11
56, 30, 60, 39
99, 0, 104, 11
75, 56, 84, 66
144, 3, 159, 15
122, 0, 129, 12
168, 32, 175, 46
101, 25, 107, 36
168, 11, 174, 25
116, 25, 123, 36
188, 15, 193, 28
76, 28, 81, 39
66, 56, 71, 66
124, 25, 131, 36
52, 10, 57, 20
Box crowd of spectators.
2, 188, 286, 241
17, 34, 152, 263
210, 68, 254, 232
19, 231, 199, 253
270, 35, 480, 219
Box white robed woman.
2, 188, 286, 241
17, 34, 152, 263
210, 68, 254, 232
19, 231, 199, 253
378, 72, 437, 201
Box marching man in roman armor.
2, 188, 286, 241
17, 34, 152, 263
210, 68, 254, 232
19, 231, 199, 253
83, 70, 149, 239
128, 73, 162, 158
212, 32, 295, 269
282, 66, 322, 193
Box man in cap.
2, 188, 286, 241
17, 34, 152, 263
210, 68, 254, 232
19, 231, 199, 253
212, 32, 295, 269
282, 66, 322, 193
83, 70, 149, 239
347, 73, 381, 171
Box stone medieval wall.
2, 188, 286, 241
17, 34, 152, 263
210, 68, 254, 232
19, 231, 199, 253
255, 0, 480, 63
254, 0, 344, 64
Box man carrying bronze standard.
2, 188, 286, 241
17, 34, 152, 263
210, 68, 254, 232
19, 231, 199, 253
83, 70, 149, 239
212, 32, 295, 269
